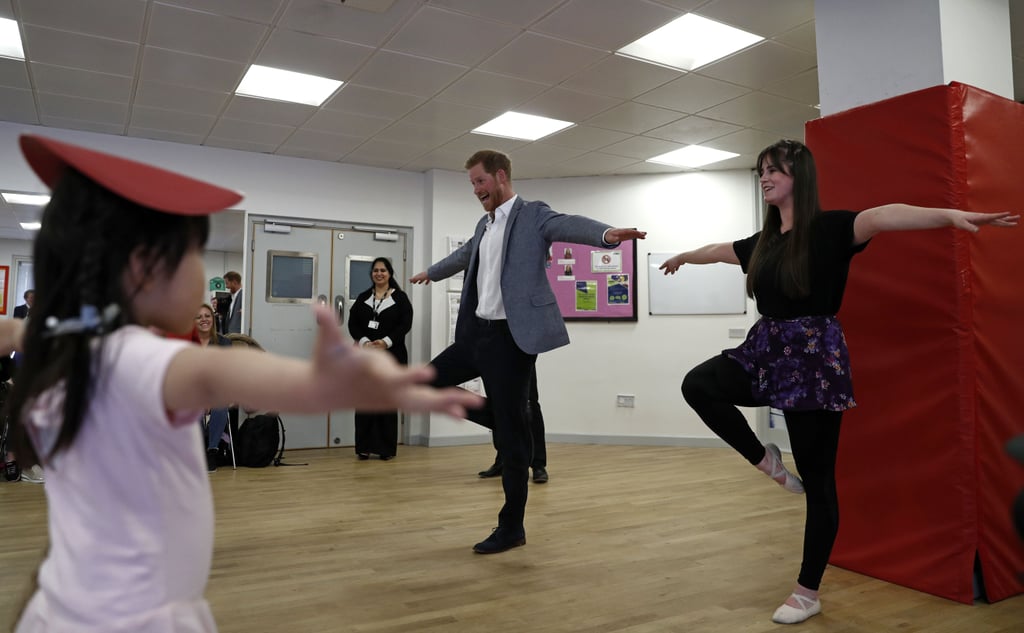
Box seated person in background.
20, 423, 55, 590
192, 303, 232, 472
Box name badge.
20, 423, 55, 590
367, 320, 379, 330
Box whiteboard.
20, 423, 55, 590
647, 253, 747, 315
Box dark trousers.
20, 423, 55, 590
431, 319, 536, 530
681, 355, 843, 591
483, 366, 546, 469
355, 411, 398, 457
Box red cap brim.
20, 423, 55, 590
19, 134, 243, 216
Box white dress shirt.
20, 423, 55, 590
475, 195, 517, 320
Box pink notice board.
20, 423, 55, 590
545, 239, 637, 322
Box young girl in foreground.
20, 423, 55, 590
660, 139, 1017, 625
6, 135, 479, 633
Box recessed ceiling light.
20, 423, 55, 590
647, 145, 739, 168
472, 111, 574, 141
617, 14, 763, 72
19, 222, 41, 231
0, 18, 24, 61
235, 65, 343, 107
2, 192, 50, 206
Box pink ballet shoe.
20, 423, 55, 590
772, 592, 821, 624
764, 443, 804, 494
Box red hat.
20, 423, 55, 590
19, 134, 243, 216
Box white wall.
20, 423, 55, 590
422, 169, 761, 446
1, 122, 764, 448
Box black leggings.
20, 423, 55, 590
682, 355, 843, 590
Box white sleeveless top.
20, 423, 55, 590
16, 325, 216, 633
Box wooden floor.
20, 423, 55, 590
1, 444, 1021, 632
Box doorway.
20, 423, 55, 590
247, 218, 409, 449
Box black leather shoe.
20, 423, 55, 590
478, 462, 503, 478
357, 453, 370, 461
532, 467, 548, 483
472, 527, 526, 554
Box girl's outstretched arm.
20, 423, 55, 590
659, 242, 739, 274
0, 318, 25, 355
163, 306, 481, 418
853, 205, 1019, 245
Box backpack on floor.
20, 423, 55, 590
234, 414, 285, 468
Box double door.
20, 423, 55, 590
247, 220, 408, 449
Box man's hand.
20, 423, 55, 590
409, 271, 431, 285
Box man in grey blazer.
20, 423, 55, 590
411, 149, 645, 554
224, 270, 243, 334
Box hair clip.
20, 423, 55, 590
43, 304, 121, 338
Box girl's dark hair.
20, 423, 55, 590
745, 139, 821, 299
6, 168, 209, 465
367, 256, 401, 292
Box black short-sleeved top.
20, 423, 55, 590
733, 210, 869, 318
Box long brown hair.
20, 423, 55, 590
745, 140, 821, 299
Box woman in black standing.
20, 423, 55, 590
348, 257, 413, 460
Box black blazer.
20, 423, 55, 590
347, 287, 413, 365
12, 304, 28, 319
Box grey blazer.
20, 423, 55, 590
227, 288, 243, 334
428, 197, 613, 355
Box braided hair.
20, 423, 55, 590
6, 168, 209, 464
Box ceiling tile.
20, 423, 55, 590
696, 0, 815, 38
24, 25, 139, 76
130, 105, 215, 134
438, 132, 529, 156
585, 102, 685, 134
761, 68, 819, 107
0, 57, 29, 89
350, 50, 468, 98
542, 125, 631, 151
1013, 1, 1024, 57
699, 91, 814, 128
435, 69, 548, 110
147, 3, 268, 62
256, 28, 373, 81
0, 86, 38, 124
600, 136, 684, 160
37, 92, 128, 125
634, 73, 749, 115
0, 0, 12, 19
702, 153, 757, 171
561, 54, 682, 99
343, 139, 422, 168
1015, 57, 1024, 101
324, 84, 425, 118
774, 20, 817, 54
401, 99, 499, 130
276, 128, 364, 159
140, 46, 246, 93
753, 103, 819, 138
31, 63, 132, 102
128, 126, 206, 145
153, 0, 287, 24
517, 87, 621, 122
38, 115, 125, 135
205, 136, 280, 153
222, 96, 317, 126
533, 0, 681, 50
373, 120, 463, 148
425, 0, 563, 26
697, 41, 816, 90
386, 6, 519, 66
645, 115, 743, 144
613, 161, 685, 176
279, 0, 420, 47
134, 80, 230, 116
481, 33, 607, 84
209, 117, 294, 145
403, 146, 474, 173
19, 0, 145, 42
553, 150, 639, 176
705, 128, 783, 155
508, 142, 588, 166
303, 109, 393, 138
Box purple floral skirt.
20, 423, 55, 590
724, 315, 856, 412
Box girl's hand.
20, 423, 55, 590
950, 211, 1019, 233
311, 306, 480, 418
659, 254, 684, 275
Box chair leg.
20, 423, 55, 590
227, 419, 237, 470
